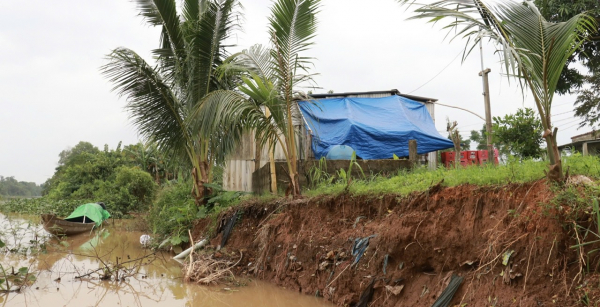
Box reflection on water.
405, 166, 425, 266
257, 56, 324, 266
0, 214, 333, 307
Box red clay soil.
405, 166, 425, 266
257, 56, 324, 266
192, 180, 599, 306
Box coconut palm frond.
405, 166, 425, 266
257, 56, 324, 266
268, 0, 320, 95
185, 0, 241, 108
101, 47, 191, 158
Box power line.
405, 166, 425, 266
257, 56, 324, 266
553, 115, 577, 124
562, 121, 583, 131
556, 118, 581, 128
551, 110, 574, 117
407, 50, 463, 94
552, 101, 575, 108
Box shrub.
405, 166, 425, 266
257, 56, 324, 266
146, 180, 199, 245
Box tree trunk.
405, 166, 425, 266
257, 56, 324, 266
544, 128, 563, 181
192, 159, 211, 206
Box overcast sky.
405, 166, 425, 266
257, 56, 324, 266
0, 0, 589, 184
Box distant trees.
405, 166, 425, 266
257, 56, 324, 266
0, 176, 42, 198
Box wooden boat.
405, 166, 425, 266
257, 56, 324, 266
41, 214, 96, 236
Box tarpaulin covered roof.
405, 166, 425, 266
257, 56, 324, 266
298, 95, 454, 159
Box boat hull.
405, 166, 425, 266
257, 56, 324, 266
41, 214, 95, 236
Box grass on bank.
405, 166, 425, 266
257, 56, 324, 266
304, 154, 600, 197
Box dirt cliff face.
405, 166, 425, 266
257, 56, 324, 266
193, 180, 595, 306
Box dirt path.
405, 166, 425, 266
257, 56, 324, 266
193, 180, 595, 306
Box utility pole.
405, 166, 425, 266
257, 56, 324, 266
479, 36, 494, 164
479, 68, 494, 162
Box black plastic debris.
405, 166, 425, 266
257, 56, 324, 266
351, 234, 377, 266
353, 277, 376, 307
431, 274, 464, 307
220, 210, 239, 248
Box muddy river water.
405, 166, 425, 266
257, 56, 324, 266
0, 213, 333, 307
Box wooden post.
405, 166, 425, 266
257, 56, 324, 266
479, 68, 494, 164
409, 140, 418, 166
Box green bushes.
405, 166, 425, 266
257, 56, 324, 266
146, 180, 198, 245
106, 166, 157, 214
145, 181, 246, 247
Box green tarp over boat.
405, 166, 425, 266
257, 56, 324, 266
64, 203, 110, 227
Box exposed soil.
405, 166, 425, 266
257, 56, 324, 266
191, 180, 599, 306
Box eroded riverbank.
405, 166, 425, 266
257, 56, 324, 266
190, 181, 599, 306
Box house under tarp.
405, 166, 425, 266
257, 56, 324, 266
298, 95, 454, 159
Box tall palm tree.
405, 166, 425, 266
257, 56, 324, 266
192, 0, 320, 197
398, 0, 596, 180
102, 0, 243, 202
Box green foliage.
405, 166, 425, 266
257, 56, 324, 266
36, 142, 160, 217
307, 154, 600, 197
0, 264, 36, 292
147, 180, 197, 246
534, 0, 600, 95
308, 157, 332, 187
469, 125, 489, 151
146, 180, 245, 247
337, 152, 365, 190
57, 141, 100, 166
96, 166, 157, 215
574, 72, 600, 129
493, 108, 544, 160
122, 142, 186, 185
0, 176, 42, 198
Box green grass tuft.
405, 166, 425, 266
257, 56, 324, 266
305, 154, 600, 197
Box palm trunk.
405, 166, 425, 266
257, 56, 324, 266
191, 139, 212, 206
529, 79, 563, 181
543, 127, 563, 181
285, 101, 300, 197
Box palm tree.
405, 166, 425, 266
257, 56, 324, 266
192, 0, 320, 197
398, 0, 596, 180
102, 0, 243, 202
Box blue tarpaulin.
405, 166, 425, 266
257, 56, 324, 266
298, 95, 454, 159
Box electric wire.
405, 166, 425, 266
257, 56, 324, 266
407, 50, 463, 94
556, 118, 581, 129
552, 115, 578, 124
551, 110, 574, 117
562, 121, 584, 131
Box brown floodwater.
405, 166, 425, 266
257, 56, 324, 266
0, 214, 333, 307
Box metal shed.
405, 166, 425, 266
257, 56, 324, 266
223, 89, 440, 192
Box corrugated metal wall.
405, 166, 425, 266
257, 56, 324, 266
425, 102, 438, 170
224, 94, 439, 192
